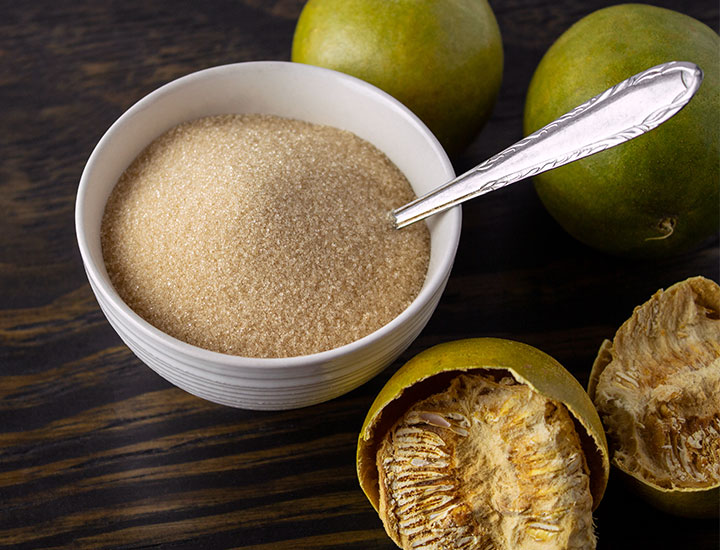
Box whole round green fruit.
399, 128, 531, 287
291, 0, 503, 155
524, 4, 719, 258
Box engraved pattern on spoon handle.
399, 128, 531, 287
393, 61, 703, 229
475, 61, 701, 181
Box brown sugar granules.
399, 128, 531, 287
101, 114, 430, 358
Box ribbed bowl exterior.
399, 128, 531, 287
76, 62, 460, 410
88, 267, 451, 410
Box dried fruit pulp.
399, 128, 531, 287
590, 276, 720, 517
357, 338, 610, 548
378, 373, 596, 550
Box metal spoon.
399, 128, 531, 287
392, 61, 703, 229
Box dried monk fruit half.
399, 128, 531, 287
357, 337, 610, 550
588, 276, 720, 517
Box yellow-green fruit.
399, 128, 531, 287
292, 0, 503, 155
523, 4, 719, 258
358, 338, 610, 549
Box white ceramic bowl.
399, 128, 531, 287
75, 61, 460, 410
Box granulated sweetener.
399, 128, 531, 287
101, 114, 430, 358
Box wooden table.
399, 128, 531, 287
2, 1, 718, 548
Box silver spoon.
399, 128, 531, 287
392, 61, 703, 229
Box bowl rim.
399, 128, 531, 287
75, 60, 461, 372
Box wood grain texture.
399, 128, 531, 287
1, 0, 718, 548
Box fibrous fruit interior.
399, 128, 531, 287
376, 373, 595, 550
592, 276, 720, 490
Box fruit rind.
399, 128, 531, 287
617, 467, 720, 519
358, 337, 609, 513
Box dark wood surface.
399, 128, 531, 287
1, 1, 718, 548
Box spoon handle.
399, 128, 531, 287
392, 61, 703, 229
